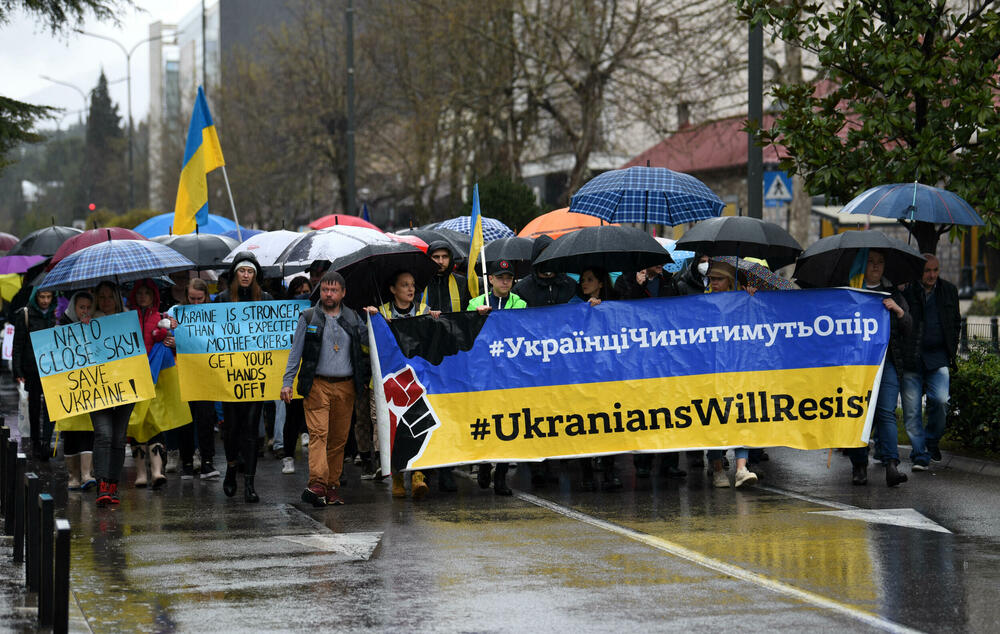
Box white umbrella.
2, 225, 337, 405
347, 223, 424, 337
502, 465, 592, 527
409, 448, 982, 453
275, 226, 396, 270
223, 229, 303, 267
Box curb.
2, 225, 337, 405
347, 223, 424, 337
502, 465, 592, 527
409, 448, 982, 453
898, 444, 1000, 477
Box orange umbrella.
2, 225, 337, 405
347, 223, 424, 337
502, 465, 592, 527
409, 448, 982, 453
517, 207, 615, 239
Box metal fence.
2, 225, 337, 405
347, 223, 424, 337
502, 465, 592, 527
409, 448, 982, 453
960, 316, 1000, 355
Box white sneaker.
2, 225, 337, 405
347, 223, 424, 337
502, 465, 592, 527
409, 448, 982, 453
301, 433, 309, 451
712, 470, 731, 488
165, 449, 180, 473
282, 457, 295, 474
734, 467, 758, 488
193, 449, 202, 472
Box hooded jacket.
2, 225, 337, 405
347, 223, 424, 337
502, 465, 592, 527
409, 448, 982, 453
215, 252, 273, 303
12, 286, 57, 381
511, 236, 576, 306
420, 240, 470, 312
59, 291, 93, 326
674, 258, 708, 296
127, 279, 169, 354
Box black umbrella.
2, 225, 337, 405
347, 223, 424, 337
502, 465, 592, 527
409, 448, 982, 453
152, 233, 239, 270
398, 228, 469, 263
8, 226, 83, 257
674, 216, 802, 269
533, 225, 672, 274
331, 242, 439, 311
474, 237, 535, 278
793, 230, 926, 288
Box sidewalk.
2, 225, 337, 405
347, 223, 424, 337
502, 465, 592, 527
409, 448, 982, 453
899, 444, 1000, 477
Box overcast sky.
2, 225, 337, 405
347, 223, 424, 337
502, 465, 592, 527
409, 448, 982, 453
2, 0, 205, 129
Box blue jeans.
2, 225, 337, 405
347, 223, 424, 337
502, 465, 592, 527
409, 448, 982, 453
708, 448, 748, 462
901, 367, 949, 465
272, 399, 285, 451
872, 366, 901, 463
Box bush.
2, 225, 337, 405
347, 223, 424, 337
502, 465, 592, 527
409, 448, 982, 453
946, 349, 1000, 452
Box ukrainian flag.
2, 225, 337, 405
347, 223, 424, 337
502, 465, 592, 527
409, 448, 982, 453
173, 86, 225, 235
467, 183, 484, 297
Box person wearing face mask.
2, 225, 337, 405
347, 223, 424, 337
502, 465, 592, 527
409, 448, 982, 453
675, 254, 711, 296
12, 287, 58, 461
512, 236, 577, 308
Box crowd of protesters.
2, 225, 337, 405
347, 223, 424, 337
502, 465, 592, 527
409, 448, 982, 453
7, 235, 960, 509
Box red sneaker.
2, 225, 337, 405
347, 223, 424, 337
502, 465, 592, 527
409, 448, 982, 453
109, 481, 120, 505
325, 487, 345, 505
96, 481, 112, 507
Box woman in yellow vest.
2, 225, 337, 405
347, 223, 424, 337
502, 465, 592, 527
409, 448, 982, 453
365, 270, 440, 499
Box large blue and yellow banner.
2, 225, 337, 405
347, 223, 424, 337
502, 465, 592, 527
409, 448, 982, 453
173, 300, 309, 401
370, 289, 890, 470
31, 312, 155, 421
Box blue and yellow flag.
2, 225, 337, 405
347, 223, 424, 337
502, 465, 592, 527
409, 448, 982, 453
173, 86, 225, 235
467, 183, 484, 297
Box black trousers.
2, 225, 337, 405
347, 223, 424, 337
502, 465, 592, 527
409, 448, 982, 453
180, 401, 217, 465
282, 399, 306, 458
26, 374, 53, 449
222, 402, 263, 475
62, 431, 94, 456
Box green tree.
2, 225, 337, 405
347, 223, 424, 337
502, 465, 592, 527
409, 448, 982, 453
80, 71, 126, 215
462, 171, 540, 233
737, 0, 1000, 253
0, 0, 132, 173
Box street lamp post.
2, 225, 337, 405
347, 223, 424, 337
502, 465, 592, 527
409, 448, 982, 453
38, 75, 87, 124
74, 30, 166, 210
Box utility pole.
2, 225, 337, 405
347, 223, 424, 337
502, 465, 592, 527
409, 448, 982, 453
747, 21, 763, 219
345, 0, 357, 215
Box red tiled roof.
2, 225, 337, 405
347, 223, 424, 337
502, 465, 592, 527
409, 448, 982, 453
624, 113, 788, 173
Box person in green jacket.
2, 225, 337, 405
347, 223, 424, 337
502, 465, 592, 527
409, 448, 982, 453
467, 259, 524, 495
466, 259, 527, 313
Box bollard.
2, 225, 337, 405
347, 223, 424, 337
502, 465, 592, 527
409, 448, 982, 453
991, 316, 999, 353
24, 473, 40, 591
12, 454, 26, 563
53, 519, 70, 634
38, 493, 54, 627
4, 441, 17, 534
959, 317, 969, 354
0, 426, 8, 512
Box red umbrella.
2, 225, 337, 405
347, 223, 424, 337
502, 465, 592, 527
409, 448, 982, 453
0, 232, 19, 251
308, 214, 381, 231
47, 227, 148, 270
385, 232, 428, 252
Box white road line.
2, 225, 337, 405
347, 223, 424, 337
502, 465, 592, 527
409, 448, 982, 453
757, 484, 859, 510
514, 490, 924, 634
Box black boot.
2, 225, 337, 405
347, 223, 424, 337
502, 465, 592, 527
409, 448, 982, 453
477, 463, 492, 489
885, 459, 907, 487
529, 462, 547, 488
600, 457, 622, 491
580, 458, 596, 491
493, 463, 512, 496
438, 468, 458, 492
633, 454, 652, 478
852, 463, 868, 485
244, 476, 259, 503
223, 464, 238, 497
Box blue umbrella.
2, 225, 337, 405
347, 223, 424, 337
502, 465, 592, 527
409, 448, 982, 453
842, 182, 984, 226
570, 166, 725, 228
40, 239, 196, 291
437, 215, 514, 241
133, 212, 240, 238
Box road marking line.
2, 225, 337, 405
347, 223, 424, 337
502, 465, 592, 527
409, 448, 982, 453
758, 484, 859, 510
515, 490, 924, 634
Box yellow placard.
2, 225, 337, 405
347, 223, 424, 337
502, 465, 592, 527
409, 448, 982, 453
40, 354, 155, 421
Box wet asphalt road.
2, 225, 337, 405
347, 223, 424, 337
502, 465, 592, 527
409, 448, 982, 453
3, 441, 999, 633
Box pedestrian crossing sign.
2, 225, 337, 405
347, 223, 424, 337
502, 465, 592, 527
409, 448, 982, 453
763, 171, 793, 207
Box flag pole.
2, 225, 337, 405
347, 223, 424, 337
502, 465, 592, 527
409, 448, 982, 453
220, 165, 242, 242
480, 244, 488, 307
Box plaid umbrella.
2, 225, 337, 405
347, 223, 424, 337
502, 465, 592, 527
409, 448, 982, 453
40, 239, 196, 291
570, 166, 725, 227
436, 215, 515, 241
710, 256, 795, 291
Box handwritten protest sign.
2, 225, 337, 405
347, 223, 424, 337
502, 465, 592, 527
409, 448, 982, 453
31, 312, 155, 421
173, 300, 309, 401
2, 323, 14, 361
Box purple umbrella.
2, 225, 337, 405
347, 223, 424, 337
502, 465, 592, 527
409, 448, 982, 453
0, 255, 46, 274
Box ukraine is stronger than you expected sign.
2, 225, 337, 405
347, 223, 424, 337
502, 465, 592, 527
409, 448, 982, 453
371, 288, 891, 471
31, 311, 155, 421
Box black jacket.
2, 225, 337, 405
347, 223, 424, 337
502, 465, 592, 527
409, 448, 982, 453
614, 270, 680, 299
512, 273, 577, 307
422, 272, 471, 312
900, 278, 960, 370
12, 294, 56, 382
674, 261, 707, 296
296, 304, 370, 397
869, 279, 912, 373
